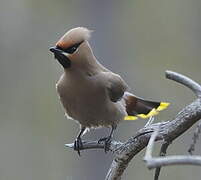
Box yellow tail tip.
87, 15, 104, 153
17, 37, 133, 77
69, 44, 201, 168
137, 108, 159, 119
157, 102, 170, 111
124, 102, 170, 121
124, 116, 138, 120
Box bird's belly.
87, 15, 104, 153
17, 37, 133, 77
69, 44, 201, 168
60, 90, 125, 128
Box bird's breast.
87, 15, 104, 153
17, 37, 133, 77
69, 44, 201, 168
56, 73, 126, 127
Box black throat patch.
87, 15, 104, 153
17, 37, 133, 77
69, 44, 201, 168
54, 52, 71, 68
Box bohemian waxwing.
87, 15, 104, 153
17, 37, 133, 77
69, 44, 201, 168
50, 27, 169, 155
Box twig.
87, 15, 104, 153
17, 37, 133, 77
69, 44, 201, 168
144, 129, 201, 169
166, 70, 201, 98
144, 127, 160, 159
145, 116, 155, 127
188, 121, 201, 154
154, 142, 170, 180
146, 155, 201, 168
65, 140, 123, 152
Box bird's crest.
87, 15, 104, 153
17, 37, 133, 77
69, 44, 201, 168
56, 27, 92, 49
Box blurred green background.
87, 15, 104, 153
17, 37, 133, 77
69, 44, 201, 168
0, 0, 201, 179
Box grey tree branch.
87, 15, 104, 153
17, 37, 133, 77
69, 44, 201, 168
144, 129, 201, 168
65, 71, 201, 180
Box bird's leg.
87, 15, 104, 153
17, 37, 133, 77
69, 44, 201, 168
98, 125, 117, 153
74, 127, 86, 156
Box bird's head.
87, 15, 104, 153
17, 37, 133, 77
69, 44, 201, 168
50, 27, 93, 69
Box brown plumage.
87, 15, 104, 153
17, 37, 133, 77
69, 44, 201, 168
49, 27, 169, 155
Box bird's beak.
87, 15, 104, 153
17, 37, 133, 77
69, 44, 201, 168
49, 46, 63, 54
49, 47, 71, 68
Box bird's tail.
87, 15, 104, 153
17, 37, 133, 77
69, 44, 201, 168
123, 92, 169, 120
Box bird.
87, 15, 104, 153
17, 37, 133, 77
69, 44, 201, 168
49, 27, 169, 155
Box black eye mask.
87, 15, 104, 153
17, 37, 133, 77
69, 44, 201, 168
56, 41, 84, 54
50, 41, 84, 69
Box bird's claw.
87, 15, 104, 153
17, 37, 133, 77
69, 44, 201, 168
98, 136, 112, 153
74, 138, 83, 156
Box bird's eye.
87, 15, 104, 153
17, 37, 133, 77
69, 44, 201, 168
67, 46, 77, 54
62, 41, 84, 54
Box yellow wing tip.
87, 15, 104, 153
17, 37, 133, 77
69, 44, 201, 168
157, 102, 170, 111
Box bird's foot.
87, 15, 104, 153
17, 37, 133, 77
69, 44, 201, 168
74, 137, 83, 156
98, 136, 112, 153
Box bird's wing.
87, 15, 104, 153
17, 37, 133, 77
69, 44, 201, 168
98, 72, 128, 102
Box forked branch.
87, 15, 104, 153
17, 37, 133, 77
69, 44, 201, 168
144, 128, 201, 168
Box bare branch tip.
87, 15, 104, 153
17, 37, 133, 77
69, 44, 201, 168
144, 127, 159, 162
65, 143, 74, 148
165, 70, 201, 97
